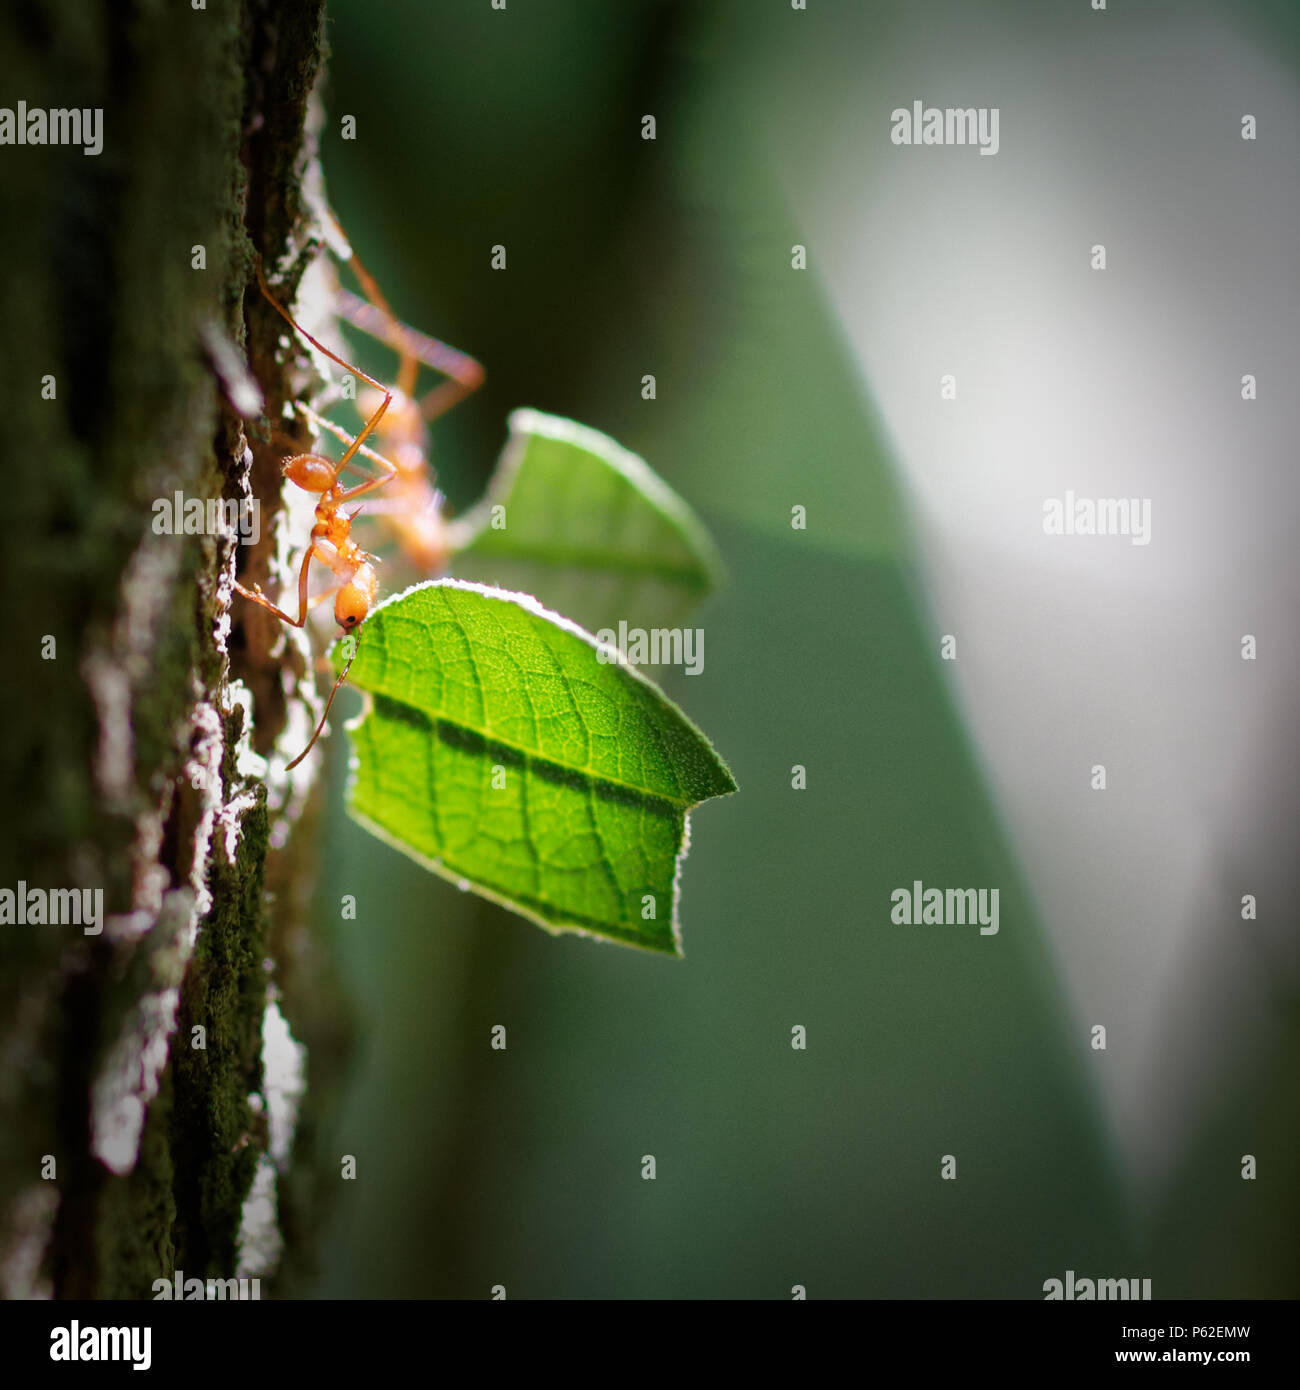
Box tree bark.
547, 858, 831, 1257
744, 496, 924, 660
0, 0, 334, 1299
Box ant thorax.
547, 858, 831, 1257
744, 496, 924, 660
314, 497, 353, 538
312, 525, 364, 567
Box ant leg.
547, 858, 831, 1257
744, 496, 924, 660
336, 461, 397, 506
312, 207, 428, 390
414, 372, 483, 427
293, 402, 401, 478
409, 322, 483, 423
335, 269, 418, 401
336, 286, 485, 424
285, 400, 397, 506
333, 241, 484, 421
320, 205, 482, 422
255, 258, 393, 483
307, 580, 345, 612
285, 648, 357, 772
267, 424, 370, 479
234, 543, 316, 628
272, 412, 372, 486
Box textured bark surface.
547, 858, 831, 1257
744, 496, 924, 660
0, 0, 333, 1299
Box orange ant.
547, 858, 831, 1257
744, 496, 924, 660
314, 223, 484, 573
235, 257, 399, 770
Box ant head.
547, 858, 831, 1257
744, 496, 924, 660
334, 590, 367, 631
334, 562, 379, 632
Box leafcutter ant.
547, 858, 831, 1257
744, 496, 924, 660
234, 257, 398, 770
317, 220, 484, 573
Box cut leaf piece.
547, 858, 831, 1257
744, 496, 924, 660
335, 579, 737, 954
449, 409, 723, 635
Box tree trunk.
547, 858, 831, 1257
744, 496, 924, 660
0, 0, 336, 1299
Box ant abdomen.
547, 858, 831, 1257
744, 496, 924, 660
283, 453, 337, 493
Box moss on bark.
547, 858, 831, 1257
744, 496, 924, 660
0, 0, 330, 1299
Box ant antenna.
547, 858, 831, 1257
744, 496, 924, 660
285, 647, 357, 772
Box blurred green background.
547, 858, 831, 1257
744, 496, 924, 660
274, 0, 1296, 1298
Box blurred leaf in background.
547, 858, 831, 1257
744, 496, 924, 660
451, 409, 722, 635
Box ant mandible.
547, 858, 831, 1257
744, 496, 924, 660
235, 257, 398, 770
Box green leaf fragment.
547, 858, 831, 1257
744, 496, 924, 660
449, 409, 723, 635
335, 579, 736, 954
